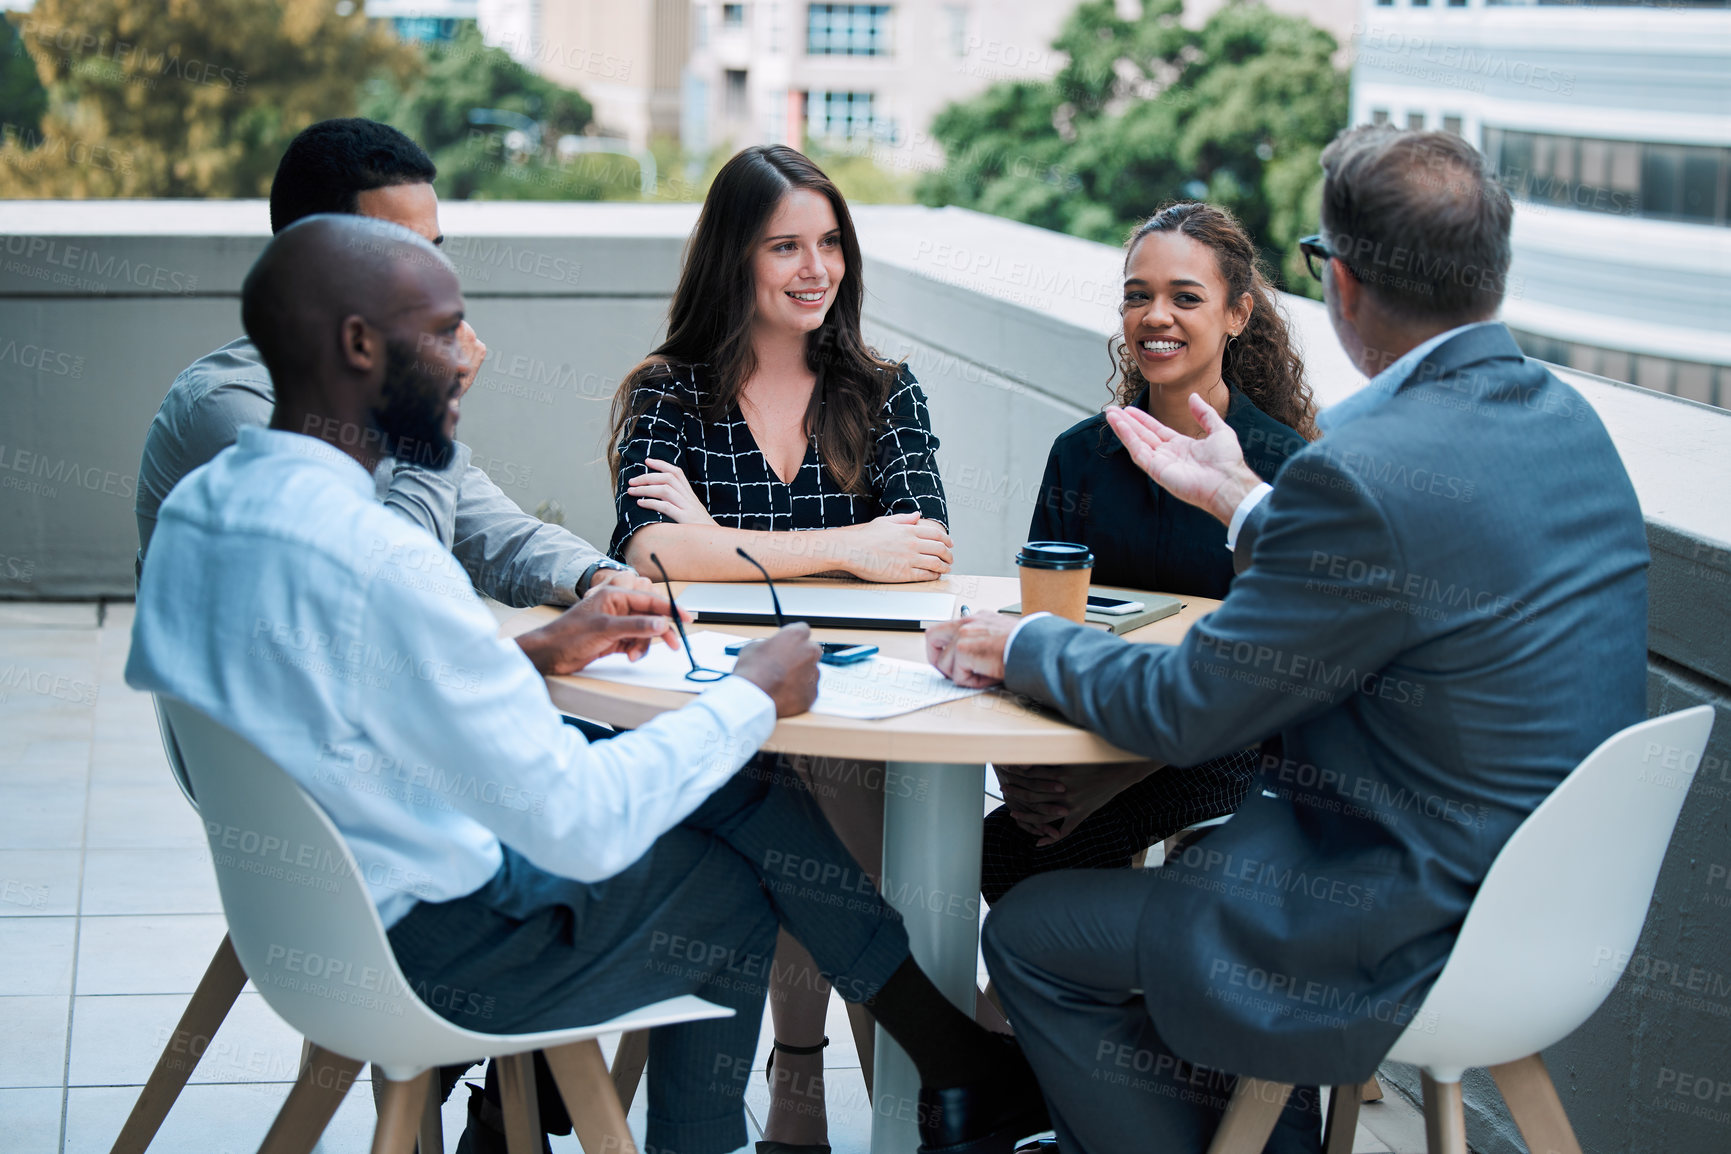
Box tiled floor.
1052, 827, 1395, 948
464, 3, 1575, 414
0, 601, 1431, 1153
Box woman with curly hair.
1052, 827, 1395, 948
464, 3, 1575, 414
985, 202, 1319, 911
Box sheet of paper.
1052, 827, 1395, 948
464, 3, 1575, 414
578, 631, 983, 721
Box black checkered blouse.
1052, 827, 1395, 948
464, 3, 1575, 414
609, 361, 948, 559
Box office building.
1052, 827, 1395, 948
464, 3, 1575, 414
1350, 0, 1731, 408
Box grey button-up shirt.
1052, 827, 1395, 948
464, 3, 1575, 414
136, 336, 605, 607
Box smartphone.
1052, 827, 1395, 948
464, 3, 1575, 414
724, 639, 879, 665
1086, 594, 1145, 616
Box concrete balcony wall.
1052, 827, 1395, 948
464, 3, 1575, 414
2, 201, 1728, 1153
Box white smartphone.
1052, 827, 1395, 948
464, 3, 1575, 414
1086, 594, 1145, 616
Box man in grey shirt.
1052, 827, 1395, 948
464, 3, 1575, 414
136, 118, 635, 607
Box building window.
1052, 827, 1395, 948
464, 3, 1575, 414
944, 4, 968, 56
725, 70, 749, 119
1448, 0, 1467, 7
723, 4, 746, 29
807, 4, 892, 56
1509, 329, 1727, 411
1485, 126, 1730, 225
809, 89, 885, 142
1442, 115, 1463, 136
1371, 108, 1390, 126
1407, 112, 1426, 130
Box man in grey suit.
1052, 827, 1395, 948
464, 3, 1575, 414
927, 126, 1649, 1153
135, 118, 640, 610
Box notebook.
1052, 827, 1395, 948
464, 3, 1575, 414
677, 583, 958, 631
997, 589, 1184, 635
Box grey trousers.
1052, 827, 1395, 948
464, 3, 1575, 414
388, 756, 912, 1154
983, 870, 1322, 1154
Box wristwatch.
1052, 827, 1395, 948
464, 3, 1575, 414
577, 557, 633, 596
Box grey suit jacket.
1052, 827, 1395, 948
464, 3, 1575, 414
135, 337, 604, 606
1004, 324, 1649, 1084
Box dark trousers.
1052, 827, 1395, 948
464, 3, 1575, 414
983, 870, 1322, 1154
389, 752, 911, 1154
982, 749, 1257, 907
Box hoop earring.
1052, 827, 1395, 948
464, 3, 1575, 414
1226, 334, 1240, 354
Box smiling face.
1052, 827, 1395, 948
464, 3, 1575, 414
1121, 229, 1253, 396
750, 187, 846, 341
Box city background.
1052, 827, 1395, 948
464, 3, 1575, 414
1, 3, 1728, 1154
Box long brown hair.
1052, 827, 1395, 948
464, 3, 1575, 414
608, 145, 901, 494
1108, 202, 1318, 441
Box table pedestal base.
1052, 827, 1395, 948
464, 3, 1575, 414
870, 760, 986, 1154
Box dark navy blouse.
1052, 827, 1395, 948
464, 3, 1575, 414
1027, 385, 1306, 598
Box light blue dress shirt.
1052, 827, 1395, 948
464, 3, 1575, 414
126, 427, 776, 927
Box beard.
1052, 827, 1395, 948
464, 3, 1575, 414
371, 337, 457, 470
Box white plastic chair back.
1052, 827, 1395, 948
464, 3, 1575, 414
1388, 706, 1714, 1079
162, 698, 733, 1078
152, 694, 197, 808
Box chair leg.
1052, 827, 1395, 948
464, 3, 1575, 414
543, 1039, 637, 1154
372, 1072, 432, 1154
1361, 1075, 1384, 1103
1420, 1073, 1468, 1154
494, 1052, 545, 1154
845, 1000, 876, 1099
256, 1044, 365, 1154
1489, 1054, 1583, 1154
1323, 1085, 1363, 1154
1206, 1077, 1292, 1154
610, 1029, 650, 1113
417, 1070, 445, 1154
109, 932, 249, 1154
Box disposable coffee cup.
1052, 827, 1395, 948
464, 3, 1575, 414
1016, 541, 1094, 623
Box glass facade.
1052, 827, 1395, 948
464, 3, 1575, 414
807, 4, 893, 56
1483, 127, 1730, 225
1511, 329, 1727, 410
808, 90, 884, 141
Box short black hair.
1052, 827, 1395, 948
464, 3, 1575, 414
1319, 125, 1512, 326
268, 119, 437, 234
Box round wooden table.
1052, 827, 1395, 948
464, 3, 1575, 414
502, 574, 1216, 1153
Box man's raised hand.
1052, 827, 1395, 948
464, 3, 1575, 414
1104, 394, 1263, 526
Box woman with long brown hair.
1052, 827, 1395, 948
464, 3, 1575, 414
608, 145, 955, 1154
608, 145, 951, 582
986, 202, 1319, 917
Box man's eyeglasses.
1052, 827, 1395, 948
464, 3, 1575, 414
1298, 234, 1351, 283
648, 553, 729, 683
733, 548, 786, 627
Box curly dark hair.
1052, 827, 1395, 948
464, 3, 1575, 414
1107, 202, 1318, 441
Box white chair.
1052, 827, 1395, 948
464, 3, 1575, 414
160, 698, 734, 1154
108, 698, 254, 1154
1204, 705, 1716, 1154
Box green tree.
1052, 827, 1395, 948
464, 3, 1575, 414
917, 0, 1347, 296
0, 16, 49, 136
0, 0, 413, 197
361, 25, 615, 201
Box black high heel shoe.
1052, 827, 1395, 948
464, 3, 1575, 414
757, 1036, 832, 1154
